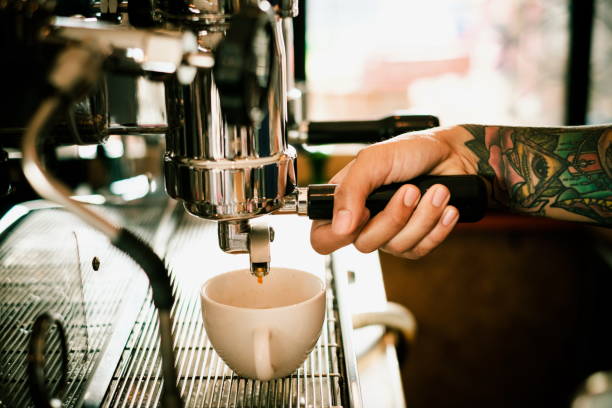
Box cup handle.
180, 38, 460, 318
253, 327, 274, 381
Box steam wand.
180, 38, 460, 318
21, 44, 183, 407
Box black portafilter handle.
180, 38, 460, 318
305, 114, 440, 145
307, 175, 488, 223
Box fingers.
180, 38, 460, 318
353, 185, 421, 253
381, 184, 459, 259
329, 134, 452, 237
310, 209, 370, 255
396, 205, 459, 259
331, 148, 395, 236
311, 183, 460, 257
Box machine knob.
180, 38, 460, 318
213, 1, 275, 126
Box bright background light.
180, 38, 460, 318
306, 0, 569, 126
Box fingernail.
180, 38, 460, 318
332, 209, 352, 235
403, 187, 419, 207
441, 207, 458, 226
431, 186, 449, 207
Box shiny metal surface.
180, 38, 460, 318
332, 257, 364, 408
0, 76, 108, 145
163, 4, 297, 225
218, 219, 250, 253
152, 0, 237, 27
22, 45, 184, 401
51, 17, 200, 83
276, 187, 307, 215
217, 220, 273, 276
281, 17, 303, 130
166, 149, 296, 220
297, 187, 308, 215
0, 201, 165, 407
0, 203, 393, 407
151, 0, 296, 23
247, 222, 272, 277
126, 0, 298, 289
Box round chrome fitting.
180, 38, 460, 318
164, 149, 297, 220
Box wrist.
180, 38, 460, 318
433, 125, 481, 175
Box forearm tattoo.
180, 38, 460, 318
461, 124, 612, 225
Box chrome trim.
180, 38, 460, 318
274, 186, 306, 215
165, 148, 296, 220
331, 256, 364, 408
297, 186, 308, 215
169, 152, 294, 169
51, 17, 199, 83
217, 219, 250, 253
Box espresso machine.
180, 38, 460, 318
0, 1, 487, 406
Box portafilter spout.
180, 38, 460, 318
218, 220, 274, 278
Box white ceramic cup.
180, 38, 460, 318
200, 267, 326, 381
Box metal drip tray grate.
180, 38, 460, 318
0, 203, 164, 407
103, 215, 349, 408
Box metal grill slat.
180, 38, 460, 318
112, 304, 157, 408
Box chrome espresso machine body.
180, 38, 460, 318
162, 0, 298, 277
0, 1, 487, 406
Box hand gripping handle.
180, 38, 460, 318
307, 175, 488, 223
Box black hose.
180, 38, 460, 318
113, 229, 181, 407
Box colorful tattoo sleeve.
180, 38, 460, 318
461, 125, 612, 226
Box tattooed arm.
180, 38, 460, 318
310, 124, 611, 259
460, 125, 611, 225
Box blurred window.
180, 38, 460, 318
306, 0, 569, 126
